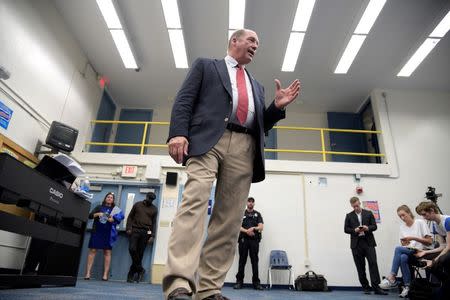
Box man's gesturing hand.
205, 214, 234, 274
168, 136, 189, 164
274, 79, 301, 109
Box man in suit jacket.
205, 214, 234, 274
163, 29, 300, 300
344, 197, 387, 295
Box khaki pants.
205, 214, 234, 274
163, 130, 255, 299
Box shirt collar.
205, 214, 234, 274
225, 55, 244, 69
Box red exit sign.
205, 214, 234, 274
122, 165, 138, 177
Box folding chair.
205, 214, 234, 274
267, 250, 295, 289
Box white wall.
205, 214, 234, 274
0, 0, 102, 153
226, 173, 305, 285
0, 0, 101, 269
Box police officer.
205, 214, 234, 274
234, 197, 264, 290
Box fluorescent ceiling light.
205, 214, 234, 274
397, 38, 440, 77
96, 0, 122, 29
281, 32, 305, 72
161, 0, 181, 29
168, 29, 188, 68
110, 29, 138, 69
429, 10, 450, 38
292, 0, 316, 32
229, 0, 246, 29
334, 34, 366, 74
354, 0, 386, 34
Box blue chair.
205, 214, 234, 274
267, 250, 295, 289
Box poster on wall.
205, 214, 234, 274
0, 100, 13, 130
363, 201, 381, 223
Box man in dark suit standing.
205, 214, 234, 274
344, 197, 387, 295
163, 29, 300, 300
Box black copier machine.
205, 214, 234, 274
0, 153, 90, 288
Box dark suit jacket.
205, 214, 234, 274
168, 58, 285, 183
344, 209, 378, 249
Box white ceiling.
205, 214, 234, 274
53, 0, 450, 113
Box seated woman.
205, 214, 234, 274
84, 192, 124, 281
379, 205, 432, 298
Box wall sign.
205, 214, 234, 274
363, 201, 381, 223
122, 165, 138, 177
0, 100, 13, 130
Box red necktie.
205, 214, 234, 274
236, 65, 248, 125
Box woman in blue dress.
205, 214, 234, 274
84, 192, 124, 280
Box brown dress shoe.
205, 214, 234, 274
168, 287, 192, 300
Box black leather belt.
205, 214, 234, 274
226, 123, 255, 135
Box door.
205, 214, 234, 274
78, 183, 160, 282
90, 90, 116, 153
327, 112, 369, 163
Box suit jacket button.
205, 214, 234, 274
224, 117, 229, 122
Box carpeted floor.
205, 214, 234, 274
0, 279, 404, 300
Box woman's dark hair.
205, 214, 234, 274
102, 192, 115, 207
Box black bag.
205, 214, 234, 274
294, 271, 328, 291
409, 275, 433, 300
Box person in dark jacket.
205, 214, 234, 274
126, 192, 158, 283
85, 192, 124, 281
344, 196, 387, 295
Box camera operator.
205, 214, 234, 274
415, 201, 450, 298
414, 188, 446, 261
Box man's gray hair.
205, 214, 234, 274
228, 29, 247, 49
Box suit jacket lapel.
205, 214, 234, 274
245, 69, 262, 113
214, 59, 232, 98
351, 211, 358, 225
361, 210, 367, 224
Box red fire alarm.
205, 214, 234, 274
356, 186, 363, 194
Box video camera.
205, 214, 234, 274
425, 186, 442, 203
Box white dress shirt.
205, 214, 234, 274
224, 55, 255, 128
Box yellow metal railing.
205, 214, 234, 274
87, 120, 169, 155
86, 120, 384, 161
270, 125, 384, 161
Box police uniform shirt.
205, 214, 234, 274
240, 209, 263, 240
